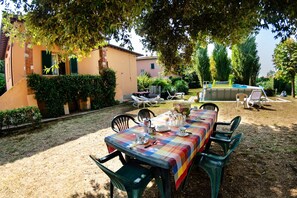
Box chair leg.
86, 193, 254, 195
200, 165, 222, 198
110, 181, 114, 198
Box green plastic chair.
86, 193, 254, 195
197, 133, 242, 198
90, 151, 164, 198
199, 103, 219, 113
137, 108, 156, 122
213, 116, 241, 138
206, 116, 241, 154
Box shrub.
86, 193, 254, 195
169, 76, 182, 85
137, 74, 152, 91
0, 106, 42, 131
174, 80, 189, 94
151, 78, 170, 90
27, 69, 116, 118
0, 73, 5, 96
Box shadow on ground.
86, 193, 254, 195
73, 123, 297, 198
0, 104, 135, 165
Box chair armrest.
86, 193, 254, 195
90, 150, 126, 164
198, 152, 225, 161
214, 122, 231, 131
215, 122, 231, 126
209, 136, 231, 144
213, 130, 233, 136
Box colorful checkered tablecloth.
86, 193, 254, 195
105, 109, 217, 190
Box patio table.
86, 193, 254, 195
105, 109, 217, 197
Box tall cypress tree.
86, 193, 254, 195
232, 36, 261, 85
212, 44, 231, 81
194, 44, 211, 87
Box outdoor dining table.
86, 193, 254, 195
105, 109, 217, 197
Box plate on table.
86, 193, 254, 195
176, 132, 190, 137
155, 125, 170, 132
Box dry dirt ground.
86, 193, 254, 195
0, 99, 296, 198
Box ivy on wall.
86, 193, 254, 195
27, 68, 116, 118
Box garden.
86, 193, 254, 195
0, 89, 296, 197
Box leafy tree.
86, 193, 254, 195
1, 0, 149, 59
194, 44, 211, 87
2, 0, 297, 71
267, 70, 275, 78
231, 36, 261, 85
212, 43, 231, 81
273, 38, 297, 97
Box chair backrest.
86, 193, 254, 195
111, 114, 138, 133
140, 96, 149, 101
131, 95, 141, 102
137, 109, 156, 122
249, 90, 262, 100
199, 103, 219, 112
230, 116, 241, 132
89, 155, 128, 191
236, 93, 248, 101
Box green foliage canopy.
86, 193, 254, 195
273, 38, 297, 97
1, 0, 297, 71
1, 0, 150, 59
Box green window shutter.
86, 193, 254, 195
41, 51, 52, 75
70, 58, 78, 74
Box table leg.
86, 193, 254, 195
157, 168, 172, 198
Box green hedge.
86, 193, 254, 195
27, 68, 116, 118
0, 106, 42, 131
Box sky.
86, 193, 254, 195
0, 5, 281, 77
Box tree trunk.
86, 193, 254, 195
291, 75, 295, 98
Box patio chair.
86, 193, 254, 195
236, 93, 248, 108
199, 103, 219, 113
183, 133, 242, 197
205, 116, 241, 154
246, 89, 263, 108
111, 114, 139, 133
137, 108, 156, 122
131, 95, 151, 108
167, 91, 184, 100
197, 133, 242, 198
139, 96, 159, 106
89, 151, 164, 198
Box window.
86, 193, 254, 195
41, 51, 66, 75
70, 58, 78, 74
150, 63, 155, 69
140, 69, 145, 74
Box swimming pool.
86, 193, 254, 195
201, 85, 261, 101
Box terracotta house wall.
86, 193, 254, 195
136, 57, 162, 77
78, 50, 100, 75
1, 40, 139, 109
4, 41, 26, 90
107, 47, 138, 100
4, 42, 13, 90
0, 78, 37, 111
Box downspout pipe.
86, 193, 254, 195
10, 43, 13, 86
